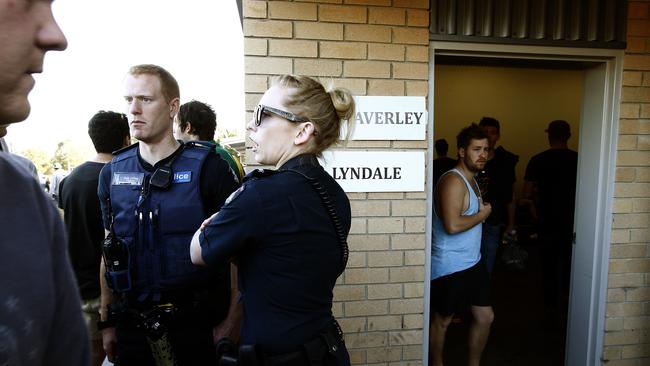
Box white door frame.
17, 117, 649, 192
423, 41, 623, 365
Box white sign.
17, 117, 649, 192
344, 96, 427, 140
320, 150, 425, 192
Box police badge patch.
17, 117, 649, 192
224, 185, 245, 206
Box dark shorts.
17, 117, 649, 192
430, 259, 491, 316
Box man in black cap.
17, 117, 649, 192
523, 120, 578, 326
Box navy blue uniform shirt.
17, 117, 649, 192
199, 154, 351, 353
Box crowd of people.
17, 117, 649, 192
0, 2, 578, 366
429, 119, 577, 366
0, 3, 354, 365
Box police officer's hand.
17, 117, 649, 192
102, 327, 117, 362
213, 318, 240, 345
200, 212, 219, 230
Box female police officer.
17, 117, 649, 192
190, 75, 354, 366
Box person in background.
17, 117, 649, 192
433, 138, 457, 187
58, 111, 130, 366
476, 117, 519, 274
174, 100, 245, 182
429, 124, 493, 366
98, 64, 240, 365
50, 161, 68, 202
523, 120, 578, 327
191, 75, 354, 365
0, 0, 89, 364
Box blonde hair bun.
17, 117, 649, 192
328, 88, 354, 121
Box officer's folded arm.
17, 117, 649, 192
190, 228, 206, 266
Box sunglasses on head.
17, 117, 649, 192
253, 104, 309, 127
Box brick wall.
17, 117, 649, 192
243, 1, 429, 364
602, 3, 650, 365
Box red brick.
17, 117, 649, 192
628, 19, 650, 36
407, 9, 429, 27
368, 7, 405, 26
319, 5, 367, 23
393, 0, 429, 9
623, 71, 643, 86
620, 103, 641, 118
268, 2, 317, 20
345, 0, 391, 5
627, 37, 647, 53
625, 55, 650, 70
629, 2, 649, 19
392, 27, 429, 45
622, 87, 650, 103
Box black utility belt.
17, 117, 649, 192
218, 321, 344, 366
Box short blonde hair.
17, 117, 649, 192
273, 75, 354, 156
128, 64, 180, 103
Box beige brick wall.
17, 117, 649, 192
243, 1, 429, 364
602, 3, 650, 365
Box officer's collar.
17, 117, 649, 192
278, 154, 320, 171
137, 142, 185, 171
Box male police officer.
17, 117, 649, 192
0, 1, 89, 364
98, 64, 240, 365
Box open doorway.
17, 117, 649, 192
423, 43, 623, 366
432, 56, 583, 365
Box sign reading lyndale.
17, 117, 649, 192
320, 151, 425, 192
344, 96, 427, 140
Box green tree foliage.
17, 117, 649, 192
20, 148, 52, 175
18, 140, 92, 175
51, 140, 89, 171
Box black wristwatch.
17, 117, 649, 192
96, 319, 116, 331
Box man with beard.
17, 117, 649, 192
429, 124, 493, 366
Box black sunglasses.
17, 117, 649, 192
253, 104, 309, 127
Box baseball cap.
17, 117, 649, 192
545, 120, 571, 139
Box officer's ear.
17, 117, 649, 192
458, 147, 466, 159
294, 122, 315, 146
169, 97, 180, 119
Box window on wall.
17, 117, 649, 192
10, 0, 245, 155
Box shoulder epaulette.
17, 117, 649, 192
243, 168, 278, 182
185, 140, 216, 150
112, 142, 138, 156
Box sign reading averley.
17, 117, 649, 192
320, 150, 425, 192
344, 96, 427, 140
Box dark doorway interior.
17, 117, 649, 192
432, 55, 585, 365
443, 233, 566, 366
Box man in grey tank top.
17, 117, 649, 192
429, 124, 493, 366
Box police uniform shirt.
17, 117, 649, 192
199, 154, 351, 354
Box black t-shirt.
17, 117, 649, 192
433, 157, 457, 188
58, 161, 106, 300
524, 148, 578, 234
476, 146, 519, 225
